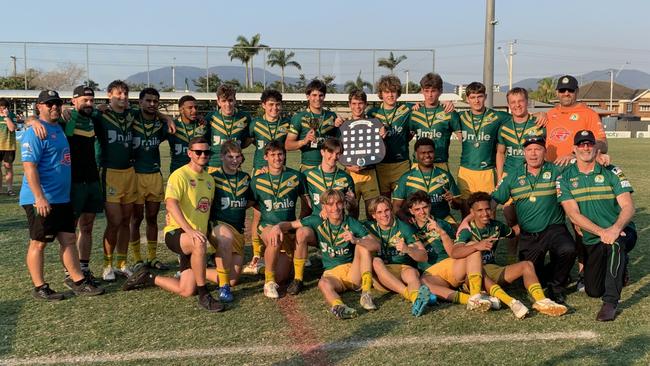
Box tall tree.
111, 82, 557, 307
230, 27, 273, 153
344, 71, 373, 93
529, 77, 557, 103
230, 34, 268, 88
228, 45, 250, 88
267, 49, 302, 92
193, 73, 222, 92
377, 52, 407, 74
321, 75, 337, 93
84, 79, 100, 91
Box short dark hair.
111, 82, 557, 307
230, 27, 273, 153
506, 87, 528, 101
320, 138, 343, 153
107, 80, 129, 94
348, 89, 367, 103
217, 84, 236, 100
264, 139, 285, 155
221, 140, 242, 156
420, 73, 443, 91
467, 191, 492, 209
405, 190, 431, 209
178, 95, 196, 108
0, 98, 9, 108
139, 87, 160, 100
465, 82, 486, 97
305, 79, 327, 96
261, 89, 283, 103
414, 137, 435, 151
188, 136, 209, 148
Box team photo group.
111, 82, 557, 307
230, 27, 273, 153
6, 70, 637, 323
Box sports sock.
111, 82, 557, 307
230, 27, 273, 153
361, 271, 372, 292
527, 283, 546, 302
115, 253, 127, 269
293, 258, 305, 281
468, 272, 482, 296
489, 284, 514, 307
265, 270, 276, 284
217, 269, 230, 287
129, 240, 142, 263
79, 260, 89, 271
147, 241, 157, 262
252, 237, 263, 258
331, 298, 344, 307
103, 254, 113, 268
451, 291, 469, 304
404, 289, 418, 303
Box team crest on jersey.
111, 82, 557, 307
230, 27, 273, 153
550, 127, 570, 142
543, 172, 552, 180
570, 114, 579, 121
287, 180, 294, 187
572, 181, 579, 188
189, 179, 196, 188
197, 197, 210, 212
594, 175, 604, 183
61, 147, 71, 166
518, 179, 526, 186
22, 142, 32, 153
207, 181, 213, 190
195, 126, 206, 135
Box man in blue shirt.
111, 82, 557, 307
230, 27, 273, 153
20, 90, 104, 301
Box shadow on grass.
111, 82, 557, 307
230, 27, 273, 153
539, 333, 650, 366
619, 279, 650, 311
0, 299, 24, 356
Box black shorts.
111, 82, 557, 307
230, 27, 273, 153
165, 229, 191, 272
0, 150, 15, 164
23, 203, 75, 243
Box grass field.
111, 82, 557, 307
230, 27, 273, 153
0, 139, 649, 365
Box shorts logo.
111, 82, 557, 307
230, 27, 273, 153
542, 172, 552, 180
594, 175, 604, 183
550, 127, 571, 142
108, 186, 116, 196
197, 197, 210, 212
570, 114, 579, 121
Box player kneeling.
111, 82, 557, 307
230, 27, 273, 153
365, 196, 432, 316
269, 189, 378, 319
452, 192, 567, 318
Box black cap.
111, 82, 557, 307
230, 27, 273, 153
73, 85, 94, 98
574, 130, 596, 145
556, 75, 579, 91
36, 90, 62, 104
522, 136, 546, 148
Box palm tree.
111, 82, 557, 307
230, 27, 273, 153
228, 45, 251, 88
232, 34, 269, 88
267, 49, 302, 92
321, 75, 337, 93
377, 52, 407, 74
344, 71, 373, 93
530, 77, 557, 103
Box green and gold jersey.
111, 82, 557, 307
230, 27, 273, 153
62, 109, 101, 183
409, 107, 460, 163
209, 167, 253, 233
392, 165, 460, 220
250, 116, 290, 169
0, 111, 17, 151
365, 218, 417, 266
251, 167, 304, 227
459, 108, 510, 170
205, 109, 251, 167
289, 109, 338, 167
556, 164, 634, 245
367, 103, 412, 163
303, 166, 355, 215
132, 113, 167, 174
492, 161, 564, 233
301, 214, 369, 270
413, 218, 455, 271
497, 116, 546, 173
455, 220, 513, 265
95, 108, 138, 169
168, 118, 208, 174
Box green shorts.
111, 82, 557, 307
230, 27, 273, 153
71, 181, 104, 217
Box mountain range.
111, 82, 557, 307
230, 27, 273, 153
512, 69, 650, 91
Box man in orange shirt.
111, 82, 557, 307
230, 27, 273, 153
545, 75, 608, 165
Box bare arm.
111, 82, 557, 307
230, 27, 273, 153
356, 235, 380, 252
451, 238, 496, 259
561, 199, 605, 239
1, 114, 16, 132
495, 144, 506, 181
285, 132, 312, 151
404, 241, 428, 262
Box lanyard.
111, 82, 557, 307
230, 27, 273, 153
467, 110, 486, 141
319, 166, 339, 190
380, 103, 398, 126
325, 218, 345, 247
263, 117, 280, 141
178, 118, 196, 139
377, 220, 397, 247
417, 167, 435, 193
222, 169, 240, 198
512, 115, 533, 148
220, 110, 235, 139
422, 105, 441, 129
525, 164, 544, 193
470, 222, 499, 241
267, 169, 285, 200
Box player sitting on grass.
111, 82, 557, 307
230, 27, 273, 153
269, 189, 379, 319
365, 196, 432, 317
452, 192, 568, 318
404, 190, 487, 310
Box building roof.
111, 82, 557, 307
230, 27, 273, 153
577, 81, 635, 100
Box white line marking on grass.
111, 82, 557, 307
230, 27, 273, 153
0, 331, 597, 365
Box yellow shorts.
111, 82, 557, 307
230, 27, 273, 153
323, 262, 358, 291
259, 225, 296, 258
484, 264, 507, 285
135, 172, 164, 204
386, 263, 415, 279
210, 221, 245, 256
102, 167, 137, 204
376, 160, 410, 194
424, 258, 461, 288
457, 166, 496, 199
348, 168, 380, 202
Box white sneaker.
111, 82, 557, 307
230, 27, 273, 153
509, 299, 529, 319
264, 281, 279, 299
360, 291, 377, 311
533, 298, 568, 317
243, 256, 265, 275
115, 266, 133, 277
488, 295, 501, 310
102, 266, 116, 281
467, 293, 492, 312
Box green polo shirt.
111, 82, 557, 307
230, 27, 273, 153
497, 116, 546, 173
301, 215, 369, 270
289, 109, 338, 167
556, 163, 634, 245
303, 166, 355, 215
492, 161, 564, 233
455, 220, 513, 265
392, 165, 460, 220
409, 107, 460, 164
367, 103, 412, 163
458, 108, 510, 170
365, 218, 418, 266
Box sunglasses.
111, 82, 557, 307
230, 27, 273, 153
191, 149, 212, 156
43, 101, 63, 108
557, 88, 576, 94
577, 142, 595, 148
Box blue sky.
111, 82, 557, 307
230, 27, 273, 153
2, 0, 648, 88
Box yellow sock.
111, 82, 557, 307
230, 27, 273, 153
265, 271, 275, 284
528, 283, 546, 302
468, 273, 483, 296
103, 254, 113, 267
217, 269, 230, 287
252, 237, 263, 258
293, 258, 305, 281
452, 291, 469, 304
361, 271, 372, 292
147, 241, 157, 261
489, 284, 514, 306
408, 290, 419, 303
129, 240, 142, 263
115, 253, 127, 269
331, 298, 344, 307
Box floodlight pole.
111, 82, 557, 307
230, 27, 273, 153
483, 0, 496, 108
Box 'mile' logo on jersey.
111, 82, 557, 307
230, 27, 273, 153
221, 197, 247, 210
133, 136, 161, 150
107, 130, 132, 144
174, 143, 188, 156
386, 125, 403, 137
416, 128, 442, 139
461, 130, 491, 142
263, 198, 295, 211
